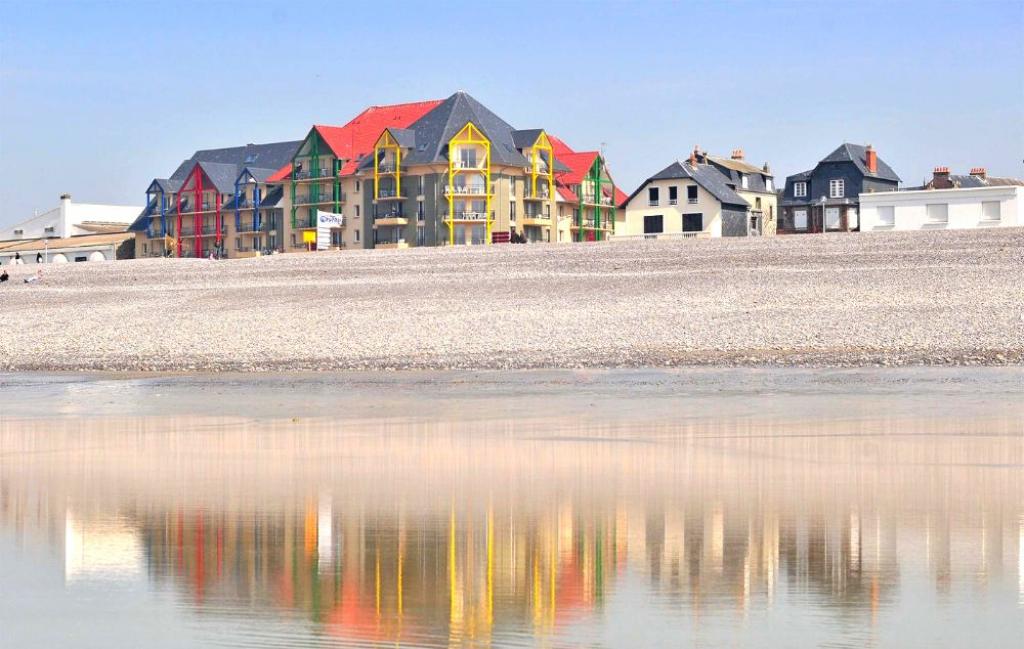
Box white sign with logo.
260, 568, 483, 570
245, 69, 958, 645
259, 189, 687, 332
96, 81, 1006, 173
316, 210, 344, 251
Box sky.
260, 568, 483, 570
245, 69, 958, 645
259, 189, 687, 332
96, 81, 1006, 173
0, 0, 1022, 225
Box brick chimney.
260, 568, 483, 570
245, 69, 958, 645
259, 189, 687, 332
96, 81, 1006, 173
931, 166, 952, 189
731, 148, 744, 161
865, 144, 878, 174
970, 167, 987, 179
689, 145, 699, 167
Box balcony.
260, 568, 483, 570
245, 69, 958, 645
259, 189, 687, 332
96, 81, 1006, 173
294, 168, 336, 180
521, 213, 551, 226
612, 231, 710, 241
377, 163, 401, 174
523, 187, 551, 201
444, 185, 488, 197
375, 212, 408, 226
294, 194, 341, 207
376, 188, 405, 201
375, 240, 409, 250
445, 211, 489, 222
452, 160, 485, 171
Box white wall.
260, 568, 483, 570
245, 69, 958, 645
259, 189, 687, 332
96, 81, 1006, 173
860, 186, 1022, 231
0, 197, 141, 240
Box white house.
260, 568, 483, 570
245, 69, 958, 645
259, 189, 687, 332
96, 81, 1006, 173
860, 171, 1022, 231
0, 194, 141, 240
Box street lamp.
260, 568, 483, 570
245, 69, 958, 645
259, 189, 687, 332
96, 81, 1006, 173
819, 196, 827, 233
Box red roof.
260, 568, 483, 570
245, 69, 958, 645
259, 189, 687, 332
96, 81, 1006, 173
556, 184, 578, 203
557, 151, 599, 186
265, 99, 443, 182
547, 134, 576, 160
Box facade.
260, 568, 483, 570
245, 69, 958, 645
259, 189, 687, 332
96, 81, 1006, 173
131, 141, 301, 258
0, 194, 140, 241
619, 147, 772, 238
779, 143, 900, 234
356, 91, 622, 249
860, 167, 1023, 231
0, 231, 134, 265
131, 92, 623, 256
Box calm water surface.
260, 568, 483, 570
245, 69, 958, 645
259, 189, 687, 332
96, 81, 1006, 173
1, 369, 1022, 648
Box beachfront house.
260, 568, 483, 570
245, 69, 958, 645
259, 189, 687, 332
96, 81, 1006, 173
619, 147, 774, 238
779, 143, 900, 234
859, 167, 1023, 231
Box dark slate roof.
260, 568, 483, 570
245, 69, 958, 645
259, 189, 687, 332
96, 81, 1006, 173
511, 129, 544, 148
400, 92, 530, 167
166, 141, 301, 182
147, 178, 181, 194
386, 128, 416, 148
625, 161, 750, 208
128, 197, 160, 232
195, 161, 242, 194
821, 143, 901, 182
236, 166, 279, 185
948, 174, 1024, 188
785, 170, 813, 183
258, 185, 284, 208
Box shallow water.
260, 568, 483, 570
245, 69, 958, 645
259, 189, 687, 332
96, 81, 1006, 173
1, 369, 1022, 648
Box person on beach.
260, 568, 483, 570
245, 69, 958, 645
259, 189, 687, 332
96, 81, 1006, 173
14, 251, 22, 265
1, 269, 9, 283
36, 252, 43, 264
24, 269, 42, 284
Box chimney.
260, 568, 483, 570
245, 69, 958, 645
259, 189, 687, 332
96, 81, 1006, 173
931, 166, 952, 189
970, 167, 987, 179
731, 148, 744, 161
762, 162, 771, 174
60, 193, 71, 201
865, 144, 878, 174
689, 145, 699, 167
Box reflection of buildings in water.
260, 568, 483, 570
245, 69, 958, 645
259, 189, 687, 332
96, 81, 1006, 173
2, 410, 1023, 639
64, 511, 143, 583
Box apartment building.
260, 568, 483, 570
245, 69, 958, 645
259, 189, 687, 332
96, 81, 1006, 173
131, 141, 300, 258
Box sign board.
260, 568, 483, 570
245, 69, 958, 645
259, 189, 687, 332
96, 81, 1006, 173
302, 230, 317, 244
316, 210, 345, 251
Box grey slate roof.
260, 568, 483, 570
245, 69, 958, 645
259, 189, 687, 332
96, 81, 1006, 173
167, 140, 301, 182
128, 198, 159, 232
821, 143, 901, 182
259, 185, 284, 208
785, 170, 812, 183
947, 174, 1024, 188
625, 161, 750, 208
147, 178, 182, 194
512, 129, 544, 148
386, 128, 416, 148
400, 92, 530, 167
236, 166, 279, 185
194, 161, 242, 193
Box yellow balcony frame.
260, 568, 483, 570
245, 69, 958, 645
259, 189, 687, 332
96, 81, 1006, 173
373, 129, 403, 201
447, 122, 491, 245
526, 131, 555, 203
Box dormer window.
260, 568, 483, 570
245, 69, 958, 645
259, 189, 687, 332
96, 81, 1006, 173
740, 174, 749, 189
794, 182, 807, 198
829, 179, 845, 199
765, 178, 773, 192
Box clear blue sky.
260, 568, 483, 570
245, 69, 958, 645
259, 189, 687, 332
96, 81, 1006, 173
1, 0, 1022, 225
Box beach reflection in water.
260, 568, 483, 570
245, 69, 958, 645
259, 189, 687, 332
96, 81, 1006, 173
1, 371, 1022, 648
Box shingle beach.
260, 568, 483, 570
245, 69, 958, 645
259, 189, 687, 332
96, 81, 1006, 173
1, 228, 1022, 372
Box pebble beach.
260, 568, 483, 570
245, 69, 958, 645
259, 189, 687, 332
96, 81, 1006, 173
1, 228, 1022, 372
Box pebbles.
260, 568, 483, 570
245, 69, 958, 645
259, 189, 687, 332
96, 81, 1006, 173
0, 228, 1022, 372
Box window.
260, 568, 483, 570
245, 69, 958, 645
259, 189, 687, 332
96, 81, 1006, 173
926, 203, 948, 224
510, 201, 516, 221
794, 209, 808, 230
355, 229, 360, 242
290, 233, 296, 247
755, 197, 762, 209
765, 178, 773, 192
269, 235, 277, 250
682, 213, 703, 232
143, 243, 148, 254
982, 201, 1001, 222
461, 148, 477, 168
643, 214, 663, 234
877, 206, 895, 226
417, 201, 424, 221
829, 179, 845, 198
687, 185, 698, 204
794, 182, 807, 198
253, 236, 261, 250
509, 177, 515, 196
668, 186, 678, 205
355, 205, 360, 218
455, 225, 466, 245
740, 174, 749, 189
418, 175, 424, 195
235, 237, 241, 249
355, 180, 360, 193
648, 187, 659, 206
417, 227, 426, 246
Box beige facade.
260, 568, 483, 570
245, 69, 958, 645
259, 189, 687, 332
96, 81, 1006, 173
621, 178, 725, 237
